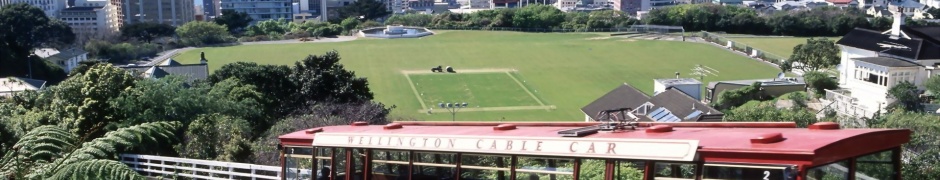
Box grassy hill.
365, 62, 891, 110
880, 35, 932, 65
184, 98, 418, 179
174, 31, 781, 121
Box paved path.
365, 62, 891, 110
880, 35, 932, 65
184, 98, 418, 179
239, 36, 358, 45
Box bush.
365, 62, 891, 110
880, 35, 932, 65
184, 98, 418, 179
724, 102, 817, 128
712, 82, 764, 110
803, 71, 838, 98
176, 21, 235, 46
84, 40, 162, 63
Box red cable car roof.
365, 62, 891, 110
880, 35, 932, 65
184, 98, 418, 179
279, 121, 910, 167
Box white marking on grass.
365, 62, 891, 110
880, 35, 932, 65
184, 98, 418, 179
404, 74, 429, 110
418, 105, 556, 113
506, 71, 546, 107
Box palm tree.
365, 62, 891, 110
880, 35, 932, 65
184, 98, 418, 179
0, 121, 179, 179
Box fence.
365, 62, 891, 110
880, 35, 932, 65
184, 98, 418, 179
699, 31, 791, 70
120, 154, 312, 180
357, 25, 687, 34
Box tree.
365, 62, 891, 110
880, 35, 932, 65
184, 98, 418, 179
175, 114, 252, 163
887, 81, 922, 112
176, 21, 234, 46
251, 101, 391, 165
723, 102, 817, 127
120, 22, 176, 42
803, 71, 838, 98
340, 17, 361, 34
784, 38, 839, 72
337, 0, 390, 22
867, 111, 940, 179
0, 122, 179, 179
208, 62, 297, 119
0, 3, 74, 82
711, 82, 764, 110
290, 51, 374, 104
512, 4, 565, 29
214, 9, 253, 34
925, 75, 940, 98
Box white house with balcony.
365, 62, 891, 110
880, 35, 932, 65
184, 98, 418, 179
832, 13, 940, 117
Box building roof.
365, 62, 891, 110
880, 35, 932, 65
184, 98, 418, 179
647, 88, 722, 122
33, 48, 59, 58
853, 57, 922, 67
279, 121, 911, 167
707, 78, 805, 89
654, 78, 700, 86
582, 84, 722, 122
46, 48, 88, 63
837, 28, 926, 60
121, 60, 209, 82
827, 0, 853, 4
581, 83, 650, 120
0, 77, 47, 94
62, 6, 103, 11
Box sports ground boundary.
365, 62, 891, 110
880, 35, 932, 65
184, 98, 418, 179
402, 68, 554, 113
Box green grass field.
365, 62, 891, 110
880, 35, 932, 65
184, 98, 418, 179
173, 31, 782, 121
728, 37, 842, 58
409, 71, 545, 109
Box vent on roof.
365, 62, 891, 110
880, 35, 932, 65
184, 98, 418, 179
808, 122, 840, 130
558, 125, 601, 137
493, 124, 517, 131
351, 121, 369, 126
750, 133, 785, 144
384, 123, 403, 130
305, 128, 323, 134
646, 125, 674, 133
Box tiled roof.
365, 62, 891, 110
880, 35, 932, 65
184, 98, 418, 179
837, 28, 924, 60
647, 88, 722, 122
581, 83, 650, 120
0, 77, 46, 93
854, 57, 921, 67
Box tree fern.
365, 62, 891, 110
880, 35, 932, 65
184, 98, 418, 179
0, 125, 76, 177
25, 121, 180, 178
47, 159, 145, 180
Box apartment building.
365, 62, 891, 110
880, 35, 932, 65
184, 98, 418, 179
122, 0, 194, 26
221, 0, 292, 24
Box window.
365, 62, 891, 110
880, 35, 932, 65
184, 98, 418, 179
514, 156, 574, 180
856, 150, 897, 179
413, 152, 456, 178
806, 160, 849, 180
655, 162, 696, 179
283, 147, 314, 179
703, 164, 796, 180
371, 150, 409, 179
578, 159, 645, 179
461, 154, 510, 180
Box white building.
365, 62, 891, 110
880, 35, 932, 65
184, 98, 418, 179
0, 77, 46, 97
0, 0, 67, 17
554, 0, 577, 9
831, 13, 940, 117
221, 0, 291, 24
34, 48, 89, 73
59, 3, 119, 41
458, 0, 490, 9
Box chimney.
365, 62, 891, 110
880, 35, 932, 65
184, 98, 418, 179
675, 72, 680, 79
199, 51, 208, 64
891, 7, 905, 37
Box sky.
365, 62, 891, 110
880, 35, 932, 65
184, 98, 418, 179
195, 0, 202, 6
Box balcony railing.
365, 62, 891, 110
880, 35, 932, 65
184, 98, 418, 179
823, 89, 874, 119
120, 154, 312, 180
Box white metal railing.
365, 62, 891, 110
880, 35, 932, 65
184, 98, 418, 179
823, 89, 873, 119
120, 154, 312, 180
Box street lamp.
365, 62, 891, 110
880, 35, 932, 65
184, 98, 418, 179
439, 102, 468, 122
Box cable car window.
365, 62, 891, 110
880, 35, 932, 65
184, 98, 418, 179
515, 156, 574, 180
855, 150, 896, 180
460, 154, 510, 180
371, 150, 410, 180
284, 147, 314, 179
703, 163, 796, 180
655, 162, 696, 179
413, 152, 456, 178
806, 160, 849, 180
